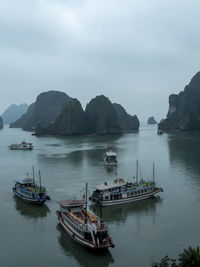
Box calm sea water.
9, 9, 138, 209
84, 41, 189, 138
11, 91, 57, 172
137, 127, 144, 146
1, 125, 200, 267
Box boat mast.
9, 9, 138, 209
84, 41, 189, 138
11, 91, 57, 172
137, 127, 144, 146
32, 165, 35, 184
85, 182, 88, 211
99, 203, 103, 228
153, 162, 155, 183
39, 170, 42, 189
136, 160, 138, 184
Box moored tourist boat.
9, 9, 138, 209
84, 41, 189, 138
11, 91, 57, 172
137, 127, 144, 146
89, 162, 163, 206
13, 168, 50, 205
104, 147, 117, 166
8, 141, 33, 150
56, 184, 114, 251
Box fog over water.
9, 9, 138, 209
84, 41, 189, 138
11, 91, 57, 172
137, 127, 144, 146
1, 0, 200, 121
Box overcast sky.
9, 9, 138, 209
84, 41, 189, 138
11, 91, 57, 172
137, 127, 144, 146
0, 0, 200, 122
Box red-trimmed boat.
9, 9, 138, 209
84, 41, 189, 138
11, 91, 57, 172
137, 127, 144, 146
56, 185, 114, 251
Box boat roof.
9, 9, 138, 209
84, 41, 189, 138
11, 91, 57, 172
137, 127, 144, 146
15, 178, 34, 184
57, 200, 84, 207
105, 151, 117, 156
10, 142, 32, 145
96, 179, 126, 190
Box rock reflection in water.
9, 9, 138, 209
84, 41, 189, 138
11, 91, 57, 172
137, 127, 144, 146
14, 197, 50, 218
57, 224, 115, 267
90, 196, 162, 224
168, 132, 200, 177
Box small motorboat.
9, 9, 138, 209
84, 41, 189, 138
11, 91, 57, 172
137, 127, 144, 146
8, 141, 33, 150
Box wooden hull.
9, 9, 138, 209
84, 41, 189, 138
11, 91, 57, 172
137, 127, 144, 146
91, 188, 163, 207
56, 211, 113, 251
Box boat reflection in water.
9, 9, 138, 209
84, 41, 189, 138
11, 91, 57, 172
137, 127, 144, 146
57, 224, 115, 266
90, 196, 162, 224
14, 197, 50, 219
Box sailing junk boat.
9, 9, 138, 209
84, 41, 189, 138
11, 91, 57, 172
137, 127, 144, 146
89, 161, 163, 206
13, 168, 50, 205
56, 183, 114, 251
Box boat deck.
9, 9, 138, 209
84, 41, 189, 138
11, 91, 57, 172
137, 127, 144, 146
69, 210, 98, 225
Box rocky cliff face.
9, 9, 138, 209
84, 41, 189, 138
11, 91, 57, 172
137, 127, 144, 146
36, 99, 87, 135
85, 95, 122, 135
159, 72, 200, 131
10, 91, 71, 131
1, 103, 28, 124
10, 91, 139, 136
0, 116, 3, 129
113, 103, 140, 131
147, 116, 157, 125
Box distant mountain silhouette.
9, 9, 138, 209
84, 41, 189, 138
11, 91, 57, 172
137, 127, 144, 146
10, 91, 140, 136
1, 103, 28, 124
147, 116, 157, 125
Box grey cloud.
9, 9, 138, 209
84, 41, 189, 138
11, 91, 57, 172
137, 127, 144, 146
1, 0, 200, 122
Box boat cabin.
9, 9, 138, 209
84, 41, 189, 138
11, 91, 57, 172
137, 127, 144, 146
104, 151, 117, 165
58, 200, 84, 213
90, 179, 156, 202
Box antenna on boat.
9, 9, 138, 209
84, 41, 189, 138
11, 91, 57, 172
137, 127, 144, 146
136, 160, 138, 184
39, 170, 42, 189
153, 162, 155, 183
32, 165, 35, 183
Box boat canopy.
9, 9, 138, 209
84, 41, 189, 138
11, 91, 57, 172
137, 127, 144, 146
57, 200, 84, 207
96, 179, 126, 191
15, 178, 34, 185
105, 151, 117, 157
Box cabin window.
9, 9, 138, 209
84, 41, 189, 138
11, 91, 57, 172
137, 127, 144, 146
141, 190, 143, 193
145, 190, 147, 193
105, 196, 109, 200
138, 190, 140, 194
131, 192, 133, 196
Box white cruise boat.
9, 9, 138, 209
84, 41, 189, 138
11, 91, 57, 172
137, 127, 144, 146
104, 149, 117, 166
8, 141, 33, 150
90, 162, 163, 206
56, 184, 114, 251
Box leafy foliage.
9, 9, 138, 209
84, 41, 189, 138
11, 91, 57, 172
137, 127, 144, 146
152, 246, 200, 267
179, 246, 200, 267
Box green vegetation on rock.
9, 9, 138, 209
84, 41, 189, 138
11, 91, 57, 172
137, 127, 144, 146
37, 99, 86, 136
159, 72, 200, 131
10, 91, 71, 131
10, 91, 139, 136
85, 95, 122, 135
113, 103, 139, 131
